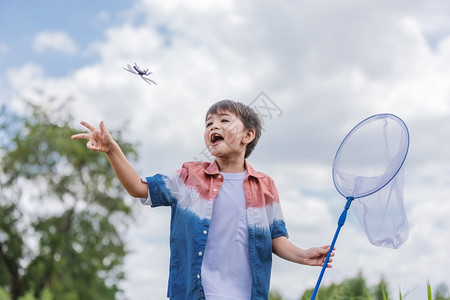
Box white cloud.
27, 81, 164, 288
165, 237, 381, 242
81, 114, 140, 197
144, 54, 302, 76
7, 63, 44, 85
32, 30, 79, 56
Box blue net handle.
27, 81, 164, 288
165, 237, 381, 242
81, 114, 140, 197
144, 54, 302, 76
311, 196, 354, 300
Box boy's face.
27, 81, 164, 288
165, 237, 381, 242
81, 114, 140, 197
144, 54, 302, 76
204, 110, 254, 160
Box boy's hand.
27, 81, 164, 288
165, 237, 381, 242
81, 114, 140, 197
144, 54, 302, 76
272, 236, 335, 268
304, 245, 335, 268
71, 121, 115, 153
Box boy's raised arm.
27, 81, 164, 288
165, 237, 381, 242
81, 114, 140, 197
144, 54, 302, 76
71, 121, 148, 199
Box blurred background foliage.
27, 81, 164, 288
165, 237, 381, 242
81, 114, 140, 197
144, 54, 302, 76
298, 271, 449, 300
0, 92, 137, 300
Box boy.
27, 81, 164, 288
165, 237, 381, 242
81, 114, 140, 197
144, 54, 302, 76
71, 100, 333, 300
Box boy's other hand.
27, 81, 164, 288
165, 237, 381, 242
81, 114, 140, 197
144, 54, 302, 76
305, 245, 335, 268
71, 121, 115, 153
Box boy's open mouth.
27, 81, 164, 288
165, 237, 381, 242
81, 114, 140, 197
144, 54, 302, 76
211, 133, 224, 145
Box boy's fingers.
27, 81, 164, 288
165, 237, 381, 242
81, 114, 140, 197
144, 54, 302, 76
321, 245, 335, 253
71, 133, 91, 140
99, 121, 108, 133
320, 247, 330, 254
87, 141, 100, 151
80, 121, 97, 132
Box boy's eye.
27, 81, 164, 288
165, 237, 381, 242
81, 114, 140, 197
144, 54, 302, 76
206, 122, 213, 127
221, 119, 230, 123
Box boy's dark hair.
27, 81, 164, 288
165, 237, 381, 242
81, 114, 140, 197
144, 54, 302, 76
206, 99, 262, 159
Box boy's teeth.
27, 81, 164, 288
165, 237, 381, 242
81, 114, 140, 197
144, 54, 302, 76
212, 133, 223, 142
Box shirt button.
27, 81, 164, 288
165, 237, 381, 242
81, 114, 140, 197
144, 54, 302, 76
218, 175, 222, 179
197, 274, 201, 279
213, 188, 218, 192
203, 230, 208, 235
198, 252, 203, 256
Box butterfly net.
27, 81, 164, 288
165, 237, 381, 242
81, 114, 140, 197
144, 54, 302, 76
332, 114, 409, 249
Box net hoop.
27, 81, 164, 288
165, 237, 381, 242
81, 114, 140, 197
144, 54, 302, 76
332, 113, 410, 199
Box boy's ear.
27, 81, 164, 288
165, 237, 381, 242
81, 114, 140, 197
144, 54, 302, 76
242, 128, 255, 144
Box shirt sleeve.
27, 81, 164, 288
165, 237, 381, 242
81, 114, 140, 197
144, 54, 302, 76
270, 180, 289, 239
139, 177, 152, 205
140, 169, 187, 207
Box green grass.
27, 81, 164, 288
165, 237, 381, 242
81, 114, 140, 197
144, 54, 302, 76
427, 280, 432, 300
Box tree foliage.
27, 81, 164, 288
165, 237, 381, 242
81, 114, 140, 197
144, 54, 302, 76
300, 272, 370, 300
269, 290, 283, 300
0, 95, 137, 300
434, 282, 450, 300
300, 272, 450, 300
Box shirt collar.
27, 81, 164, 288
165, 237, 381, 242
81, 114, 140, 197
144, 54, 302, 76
204, 160, 265, 179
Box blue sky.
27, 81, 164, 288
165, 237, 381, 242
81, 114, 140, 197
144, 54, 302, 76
0, 0, 132, 77
2, 1, 450, 299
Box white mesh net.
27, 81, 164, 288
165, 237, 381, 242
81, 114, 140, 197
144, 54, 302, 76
332, 114, 409, 248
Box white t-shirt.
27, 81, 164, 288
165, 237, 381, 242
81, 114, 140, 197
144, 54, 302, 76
201, 171, 252, 300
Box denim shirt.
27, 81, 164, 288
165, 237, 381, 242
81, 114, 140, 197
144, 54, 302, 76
143, 160, 288, 300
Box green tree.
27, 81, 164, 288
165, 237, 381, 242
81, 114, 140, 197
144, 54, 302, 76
371, 277, 389, 300
0, 94, 136, 299
434, 282, 450, 300
301, 272, 371, 300
0, 287, 53, 300
269, 289, 283, 300
301, 273, 450, 300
